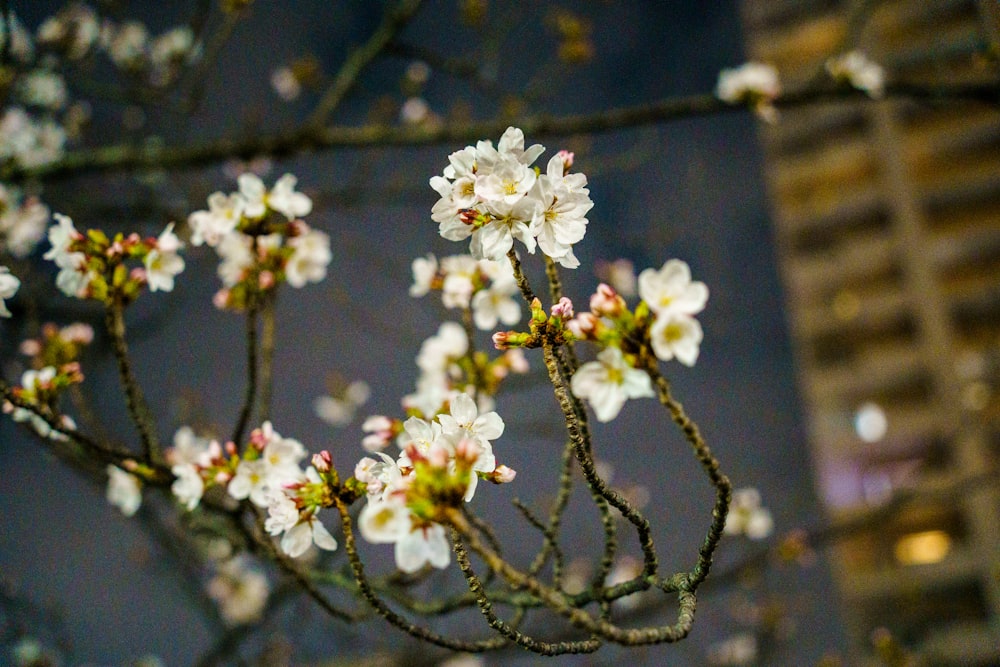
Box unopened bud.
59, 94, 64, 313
19, 339, 41, 356
258, 270, 275, 289
550, 296, 574, 320
556, 150, 574, 174
213, 289, 230, 310
566, 312, 600, 340
455, 438, 482, 464
590, 283, 625, 317
312, 450, 332, 473
491, 464, 516, 484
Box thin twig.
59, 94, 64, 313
105, 302, 161, 462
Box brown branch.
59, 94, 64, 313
7, 82, 997, 184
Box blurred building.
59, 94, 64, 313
739, 0, 1000, 664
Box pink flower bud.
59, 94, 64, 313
566, 312, 600, 339
505, 349, 530, 373
492, 331, 512, 350
122, 459, 138, 472
129, 267, 147, 283
556, 150, 574, 174
258, 270, 275, 289
19, 340, 41, 356
312, 450, 332, 473
213, 289, 230, 310
62, 323, 94, 344
428, 443, 449, 469
455, 438, 482, 464
551, 296, 574, 320
590, 283, 625, 317
492, 464, 516, 484
459, 208, 479, 226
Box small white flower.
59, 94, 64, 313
358, 497, 412, 543
268, 173, 312, 220
280, 513, 338, 558
716, 62, 781, 122
285, 227, 330, 287
649, 314, 703, 367
826, 50, 885, 98
168, 426, 213, 466
145, 223, 185, 292
409, 253, 438, 297
470, 273, 520, 330
570, 347, 654, 422
395, 522, 451, 573
264, 490, 300, 536
106, 464, 142, 517
271, 66, 301, 101
638, 259, 708, 317
188, 192, 244, 247
724, 487, 773, 540
227, 459, 272, 506
0, 266, 20, 317
437, 393, 504, 447
206, 556, 270, 626
171, 463, 204, 511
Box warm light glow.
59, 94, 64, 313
894, 530, 952, 566
854, 402, 887, 443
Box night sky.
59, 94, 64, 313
1, 2, 847, 664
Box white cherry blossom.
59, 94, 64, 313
106, 465, 142, 517
638, 259, 708, 317
395, 523, 451, 573
285, 227, 331, 287
570, 347, 654, 422
188, 192, 244, 247
145, 223, 185, 292
172, 463, 204, 511
280, 513, 338, 558
649, 314, 703, 367
0, 266, 20, 317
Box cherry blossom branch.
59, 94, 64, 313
451, 530, 602, 656
231, 295, 259, 446
4, 80, 997, 184
644, 363, 731, 589
105, 301, 162, 462
258, 294, 276, 423
446, 507, 698, 646
244, 508, 358, 623
332, 496, 511, 652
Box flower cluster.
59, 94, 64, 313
430, 127, 593, 267
43, 213, 185, 302
355, 393, 514, 573
166, 423, 340, 559
562, 259, 707, 421
716, 61, 781, 122
396, 321, 528, 419
0, 183, 50, 257
187, 173, 330, 310
410, 253, 521, 330
826, 50, 886, 99
206, 555, 271, 626
723, 487, 774, 540
0, 106, 67, 170
3, 364, 81, 440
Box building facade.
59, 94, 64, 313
739, 1, 1000, 663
